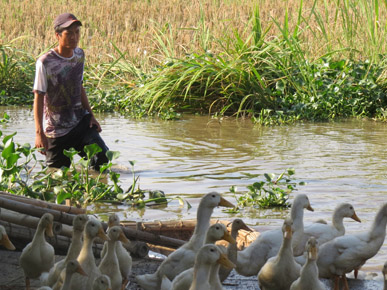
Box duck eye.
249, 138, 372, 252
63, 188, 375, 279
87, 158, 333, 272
212, 194, 216, 198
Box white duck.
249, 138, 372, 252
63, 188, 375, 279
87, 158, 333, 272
93, 274, 112, 290
383, 261, 387, 290
317, 203, 387, 290
0, 225, 16, 250
290, 237, 326, 290
59, 259, 87, 290
189, 244, 235, 290
218, 219, 252, 282
295, 203, 361, 257
68, 219, 110, 290
19, 213, 55, 290
258, 217, 301, 290
163, 223, 236, 290
136, 192, 234, 290
101, 213, 132, 288
236, 194, 313, 276
42, 214, 89, 287
99, 226, 130, 290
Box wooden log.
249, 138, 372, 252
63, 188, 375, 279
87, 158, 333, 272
0, 219, 149, 258
102, 221, 185, 249
0, 191, 85, 215
0, 220, 101, 256
0, 196, 185, 249
0, 196, 76, 226
121, 218, 260, 249
0, 208, 62, 235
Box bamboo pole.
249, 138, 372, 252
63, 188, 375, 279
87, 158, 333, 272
0, 220, 101, 256
0, 196, 76, 225
0, 217, 149, 258
0, 208, 62, 235
121, 219, 260, 249
0, 191, 85, 215
0, 196, 186, 249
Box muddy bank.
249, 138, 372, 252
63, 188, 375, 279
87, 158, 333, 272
0, 249, 384, 290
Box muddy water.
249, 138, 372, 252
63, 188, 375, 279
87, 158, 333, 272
1, 106, 386, 279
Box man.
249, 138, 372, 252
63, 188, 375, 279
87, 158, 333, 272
33, 13, 108, 171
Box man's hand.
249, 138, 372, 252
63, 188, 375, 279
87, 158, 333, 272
35, 132, 48, 155
90, 115, 102, 132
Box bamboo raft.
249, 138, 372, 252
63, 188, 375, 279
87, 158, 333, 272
0, 191, 260, 257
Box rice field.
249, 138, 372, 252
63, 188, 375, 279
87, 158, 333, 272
1, 0, 387, 66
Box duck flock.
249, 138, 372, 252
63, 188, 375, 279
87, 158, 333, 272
0, 192, 387, 290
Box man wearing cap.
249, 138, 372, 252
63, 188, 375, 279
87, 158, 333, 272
33, 13, 109, 171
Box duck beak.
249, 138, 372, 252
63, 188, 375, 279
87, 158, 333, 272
77, 264, 88, 276
306, 204, 314, 212
98, 227, 110, 241
217, 253, 236, 269
222, 231, 236, 244
284, 225, 292, 239
1, 234, 16, 250
119, 231, 130, 245
309, 246, 318, 260
241, 223, 254, 232
219, 197, 234, 208
46, 223, 54, 238
351, 212, 361, 223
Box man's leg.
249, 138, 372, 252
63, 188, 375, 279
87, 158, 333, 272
45, 135, 72, 168
73, 114, 109, 171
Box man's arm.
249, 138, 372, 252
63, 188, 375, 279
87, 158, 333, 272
34, 92, 47, 154
80, 86, 102, 132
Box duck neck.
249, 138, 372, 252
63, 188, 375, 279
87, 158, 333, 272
62, 270, 73, 289
332, 211, 345, 234
78, 233, 94, 266
32, 222, 46, 245
291, 203, 304, 232
65, 229, 83, 262
227, 227, 239, 257
370, 205, 387, 239
278, 236, 293, 260
192, 262, 212, 289
105, 239, 117, 262
302, 258, 319, 282
191, 205, 213, 246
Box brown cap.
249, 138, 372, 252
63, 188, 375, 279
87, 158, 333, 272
53, 13, 82, 30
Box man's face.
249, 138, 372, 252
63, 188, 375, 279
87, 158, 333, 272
56, 24, 80, 50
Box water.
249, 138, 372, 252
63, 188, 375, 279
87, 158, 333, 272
1, 106, 386, 279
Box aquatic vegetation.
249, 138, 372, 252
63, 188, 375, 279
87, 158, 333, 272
228, 168, 306, 211
0, 129, 167, 207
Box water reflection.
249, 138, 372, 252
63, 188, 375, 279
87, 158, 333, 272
1, 106, 386, 279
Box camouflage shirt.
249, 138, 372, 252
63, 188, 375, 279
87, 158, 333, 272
33, 47, 87, 138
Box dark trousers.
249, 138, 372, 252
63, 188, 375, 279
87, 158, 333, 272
45, 114, 109, 171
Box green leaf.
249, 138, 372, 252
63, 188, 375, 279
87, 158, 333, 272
84, 143, 102, 159
2, 138, 15, 158
2, 132, 16, 145
106, 150, 120, 161
56, 190, 72, 204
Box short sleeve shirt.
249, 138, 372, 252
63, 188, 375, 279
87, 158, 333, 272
33, 47, 87, 138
